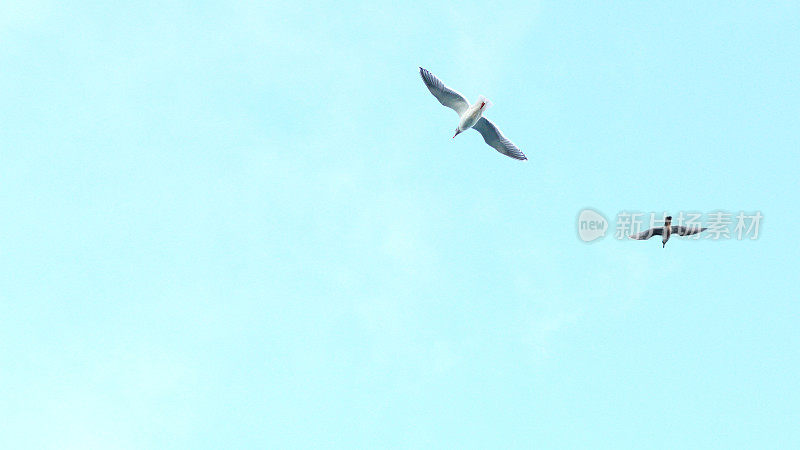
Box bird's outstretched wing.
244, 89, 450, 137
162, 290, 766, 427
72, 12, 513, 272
419, 67, 469, 116
671, 226, 707, 236
629, 227, 664, 240
472, 117, 527, 160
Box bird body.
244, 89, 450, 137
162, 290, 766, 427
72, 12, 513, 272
662, 216, 672, 247
419, 67, 526, 160
457, 96, 492, 133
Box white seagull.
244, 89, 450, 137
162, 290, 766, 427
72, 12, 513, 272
419, 67, 526, 160
629, 215, 708, 248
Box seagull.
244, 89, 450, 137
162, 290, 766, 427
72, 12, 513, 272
629, 216, 708, 248
419, 67, 526, 160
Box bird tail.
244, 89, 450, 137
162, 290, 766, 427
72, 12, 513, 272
477, 95, 493, 110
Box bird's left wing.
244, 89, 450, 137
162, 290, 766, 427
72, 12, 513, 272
629, 227, 664, 240
472, 117, 527, 161
419, 67, 470, 116
671, 226, 708, 236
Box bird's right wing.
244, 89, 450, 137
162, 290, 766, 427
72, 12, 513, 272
629, 227, 664, 240
472, 117, 527, 160
671, 226, 708, 236
419, 67, 470, 116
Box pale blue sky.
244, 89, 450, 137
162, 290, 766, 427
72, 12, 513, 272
2, 1, 799, 448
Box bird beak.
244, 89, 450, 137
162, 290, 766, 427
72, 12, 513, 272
452, 129, 460, 138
